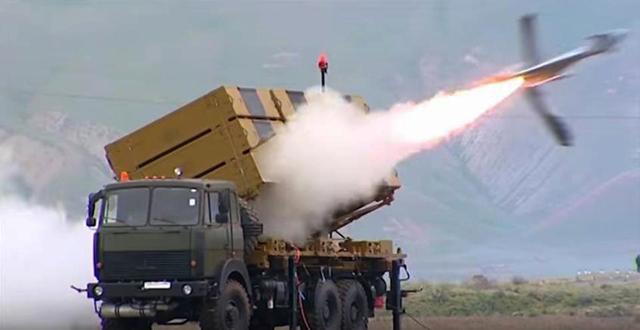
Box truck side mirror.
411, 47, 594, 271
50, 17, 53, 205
215, 191, 231, 224
86, 215, 96, 227
85, 191, 102, 227
218, 191, 230, 214
215, 213, 229, 224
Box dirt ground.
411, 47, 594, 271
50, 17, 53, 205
369, 316, 640, 330
154, 316, 640, 330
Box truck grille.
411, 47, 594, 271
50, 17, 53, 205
101, 250, 191, 281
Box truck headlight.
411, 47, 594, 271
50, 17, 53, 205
182, 284, 192, 295
93, 285, 103, 297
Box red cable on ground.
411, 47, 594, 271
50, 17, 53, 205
297, 280, 312, 330
289, 241, 310, 329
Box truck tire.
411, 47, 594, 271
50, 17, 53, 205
101, 318, 152, 330
305, 280, 342, 330
200, 280, 251, 330
239, 199, 262, 256
337, 280, 369, 330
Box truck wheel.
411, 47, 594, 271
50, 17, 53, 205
239, 199, 262, 256
200, 280, 251, 330
337, 280, 369, 330
101, 318, 152, 330
305, 280, 342, 330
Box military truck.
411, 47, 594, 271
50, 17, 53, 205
84, 86, 409, 330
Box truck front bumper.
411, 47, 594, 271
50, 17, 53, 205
87, 280, 211, 300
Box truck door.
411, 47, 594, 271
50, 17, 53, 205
228, 192, 244, 258
204, 192, 233, 262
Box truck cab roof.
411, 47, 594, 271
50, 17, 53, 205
104, 179, 237, 192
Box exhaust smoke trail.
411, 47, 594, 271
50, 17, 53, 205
256, 78, 524, 242
0, 147, 96, 329
390, 77, 524, 145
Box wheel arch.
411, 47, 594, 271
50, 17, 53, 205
216, 258, 252, 300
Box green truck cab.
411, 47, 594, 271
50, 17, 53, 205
86, 179, 261, 329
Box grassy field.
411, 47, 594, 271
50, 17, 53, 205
368, 316, 639, 330
403, 276, 640, 318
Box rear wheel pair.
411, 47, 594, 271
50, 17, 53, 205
304, 279, 369, 330
337, 280, 369, 330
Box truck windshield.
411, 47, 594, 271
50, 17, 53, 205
102, 188, 150, 226
150, 187, 200, 226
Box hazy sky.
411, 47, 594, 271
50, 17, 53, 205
1, 0, 639, 280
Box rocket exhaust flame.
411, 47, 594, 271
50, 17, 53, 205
256, 77, 524, 242
391, 77, 524, 146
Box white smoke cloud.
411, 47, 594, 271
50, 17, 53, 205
254, 88, 414, 242
0, 147, 96, 329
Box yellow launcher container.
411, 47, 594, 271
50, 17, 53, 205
105, 86, 400, 231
